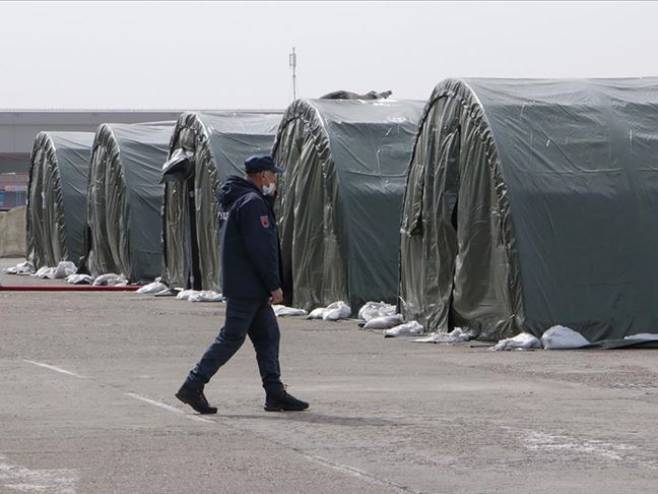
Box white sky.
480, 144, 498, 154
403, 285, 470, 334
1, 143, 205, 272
1, 1, 657, 110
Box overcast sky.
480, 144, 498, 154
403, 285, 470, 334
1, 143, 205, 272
1, 1, 657, 110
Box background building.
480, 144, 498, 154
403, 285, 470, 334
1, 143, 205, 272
0, 110, 184, 209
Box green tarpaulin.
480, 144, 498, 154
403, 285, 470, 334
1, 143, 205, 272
401, 78, 658, 342
162, 112, 281, 291
273, 98, 424, 312
27, 132, 94, 268
84, 122, 174, 283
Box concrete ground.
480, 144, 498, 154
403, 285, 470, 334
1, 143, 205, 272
0, 207, 26, 257
2, 257, 658, 494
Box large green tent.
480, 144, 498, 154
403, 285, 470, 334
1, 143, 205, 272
401, 78, 658, 342
26, 132, 94, 268
84, 121, 174, 283
273, 98, 424, 312
162, 112, 281, 291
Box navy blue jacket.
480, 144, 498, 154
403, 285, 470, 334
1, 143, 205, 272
218, 176, 282, 300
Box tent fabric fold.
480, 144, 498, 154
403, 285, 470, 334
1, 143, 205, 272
273, 98, 424, 312
26, 132, 94, 269
401, 77, 658, 342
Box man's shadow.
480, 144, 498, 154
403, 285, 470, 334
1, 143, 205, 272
219, 412, 405, 427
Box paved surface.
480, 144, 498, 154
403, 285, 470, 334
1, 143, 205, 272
2, 257, 658, 493
0, 208, 26, 257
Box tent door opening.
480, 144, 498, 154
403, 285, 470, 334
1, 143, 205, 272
186, 181, 203, 290
444, 124, 461, 331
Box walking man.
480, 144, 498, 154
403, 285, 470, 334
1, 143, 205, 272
176, 155, 309, 414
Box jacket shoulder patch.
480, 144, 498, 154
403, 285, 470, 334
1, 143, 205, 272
260, 215, 270, 228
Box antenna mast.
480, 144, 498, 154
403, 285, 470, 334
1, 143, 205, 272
289, 47, 297, 101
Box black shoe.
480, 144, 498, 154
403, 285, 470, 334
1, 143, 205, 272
265, 389, 309, 412
175, 383, 217, 414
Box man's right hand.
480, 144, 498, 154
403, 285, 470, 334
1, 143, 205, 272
270, 288, 284, 305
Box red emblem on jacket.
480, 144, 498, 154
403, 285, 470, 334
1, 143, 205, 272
260, 215, 270, 228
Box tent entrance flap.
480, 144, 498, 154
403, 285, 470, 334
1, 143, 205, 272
162, 179, 193, 289
187, 181, 202, 290
162, 147, 202, 289
162, 148, 194, 183
162, 176, 202, 290
445, 124, 460, 332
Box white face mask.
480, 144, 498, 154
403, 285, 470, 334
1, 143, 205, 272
262, 182, 276, 196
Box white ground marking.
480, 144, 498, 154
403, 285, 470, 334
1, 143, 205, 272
295, 452, 422, 493
22, 360, 86, 379
18, 356, 419, 492
0, 454, 78, 494
503, 426, 636, 461
125, 393, 214, 424
128, 393, 422, 492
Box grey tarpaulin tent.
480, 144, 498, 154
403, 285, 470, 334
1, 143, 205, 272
162, 112, 281, 291
84, 121, 174, 282
272, 98, 424, 312
26, 132, 94, 268
401, 77, 658, 342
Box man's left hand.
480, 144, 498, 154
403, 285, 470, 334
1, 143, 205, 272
270, 288, 284, 305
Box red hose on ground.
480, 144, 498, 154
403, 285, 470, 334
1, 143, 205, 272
0, 285, 140, 292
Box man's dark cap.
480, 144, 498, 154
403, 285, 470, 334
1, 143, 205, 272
245, 155, 284, 174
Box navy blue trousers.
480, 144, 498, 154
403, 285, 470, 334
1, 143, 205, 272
186, 298, 283, 394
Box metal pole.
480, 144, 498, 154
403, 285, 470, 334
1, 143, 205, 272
289, 47, 297, 101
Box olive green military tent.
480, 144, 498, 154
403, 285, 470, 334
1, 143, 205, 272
27, 132, 94, 268
273, 98, 424, 312
84, 121, 174, 283
162, 112, 281, 291
401, 78, 658, 342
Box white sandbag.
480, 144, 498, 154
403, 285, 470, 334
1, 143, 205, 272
33, 267, 52, 278
154, 287, 177, 297
273, 305, 307, 317
358, 301, 397, 322
66, 274, 94, 285
3, 262, 20, 275
307, 301, 352, 321
384, 320, 424, 338
188, 291, 224, 303
3, 260, 35, 275
541, 325, 590, 350
307, 307, 326, 319
93, 273, 128, 286
32, 263, 73, 279
137, 281, 168, 295
34, 266, 56, 279
322, 301, 352, 321
54, 261, 77, 279
624, 333, 658, 341
176, 289, 196, 301
363, 314, 404, 329
414, 333, 441, 344
414, 327, 476, 344
491, 332, 542, 351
